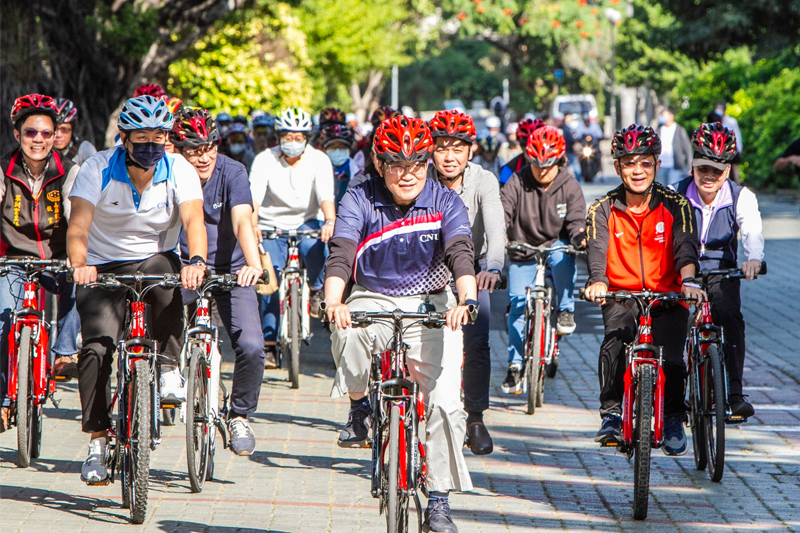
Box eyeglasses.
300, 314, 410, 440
695, 165, 725, 177
22, 128, 54, 140
384, 161, 427, 176
183, 143, 217, 158
621, 160, 655, 171
280, 133, 306, 143
56, 125, 72, 135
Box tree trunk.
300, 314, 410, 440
350, 70, 384, 124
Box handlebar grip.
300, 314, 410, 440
494, 274, 508, 291
66, 267, 74, 283
259, 269, 270, 285
759, 261, 767, 276
578, 288, 586, 300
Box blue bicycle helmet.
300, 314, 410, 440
117, 96, 173, 131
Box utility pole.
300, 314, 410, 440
391, 64, 398, 110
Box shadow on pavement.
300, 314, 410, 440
158, 520, 288, 532
0, 484, 128, 524
249, 449, 370, 479
250, 411, 341, 432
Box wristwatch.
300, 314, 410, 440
488, 269, 502, 276
189, 255, 206, 267
681, 276, 701, 289
325, 219, 335, 226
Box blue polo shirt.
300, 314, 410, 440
333, 177, 472, 296
179, 154, 252, 272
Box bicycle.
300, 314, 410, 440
262, 228, 320, 389
687, 262, 766, 482
74, 270, 182, 524
506, 242, 583, 415
580, 288, 692, 520
0, 257, 66, 468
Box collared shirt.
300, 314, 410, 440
332, 177, 472, 296
69, 146, 203, 265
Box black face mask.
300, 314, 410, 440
127, 142, 165, 169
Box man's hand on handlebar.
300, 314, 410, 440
741, 259, 762, 281
236, 265, 263, 287
181, 264, 206, 291
325, 302, 352, 330
476, 270, 500, 293
681, 283, 707, 302
445, 304, 472, 331
71, 265, 97, 285
584, 281, 608, 303
320, 222, 334, 243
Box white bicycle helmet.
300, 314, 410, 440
118, 96, 174, 131
275, 107, 313, 133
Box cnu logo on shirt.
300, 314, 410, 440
419, 233, 439, 243
157, 201, 171, 209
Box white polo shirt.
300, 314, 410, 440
249, 145, 335, 231
69, 146, 203, 265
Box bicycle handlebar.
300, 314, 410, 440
0, 257, 68, 277
506, 242, 585, 256
261, 228, 322, 239
578, 288, 694, 304
81, 272, 183, 299
699, 261, 767, 282
349, 309, 448, 329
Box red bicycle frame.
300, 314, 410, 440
7, 280, 53, 407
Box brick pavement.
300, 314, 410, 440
2, 186, 799, 532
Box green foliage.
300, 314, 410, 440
167, 2, 313, 115
86, 2, 159, 62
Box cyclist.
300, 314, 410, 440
357, 105, 400, 179
318, 107, 347, 129
499, 118, 545, 185
251, 113, 276, 154
428, 109, 505, 456
133, 83, 166, 99
222, 122, 255, 172
675, 122, 763, 419
472, 134, 504, 178
584, 124, 706, 455
324, 115, 477, 533
0, 94, 82, 429
500, 126, 586, 393
171, 107, 266, 454
249, 106, 335, 365
53, 98, 97, 166
320, 122, 366, 206
67, 95, 208, 483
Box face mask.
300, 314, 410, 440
229, 142, 246, 156
128, 142, 165, 169
658, 115, 667, 126
327, 149, 349, 167
281, 140, 306, 158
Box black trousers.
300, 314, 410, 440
462, 288, 491, 414
76, 252, 183, 433
598, 300, 689, 418
707, 276, 746, 395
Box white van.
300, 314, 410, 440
551, 94, 599, 130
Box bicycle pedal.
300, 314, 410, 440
83, 476, 112, 486
160, 402, 181, 409
53, 375, 70, 382
725, 415, 747, 424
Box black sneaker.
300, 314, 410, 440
310, 289, 323, 318
595, 414, 622, 444
501, 364, 523, 394
264, 344, 278, 369
662, 415, 687, 456
338, 401, 371, 448
423, 498, 458, 533
729, 394, 754, 419
556, 311, 576, 335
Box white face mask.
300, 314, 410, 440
281, 140, 306, 158
326, 148, 349, 167
229, 142, 246, 156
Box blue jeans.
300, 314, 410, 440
259, 219, 327, 343
1, 267, 80, 405
506, 240, 576, 366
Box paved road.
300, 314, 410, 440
2, 186, 799, 532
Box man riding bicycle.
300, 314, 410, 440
1, 94, 82, 430
67, 95, 208, 483
428, 109, 505, 456
584, 124, 706, 456
171, 107, 266, 455
249, 107, 335, 366
674, 122, 764, 419
323, 115, 477, 533
500, 125, 586, 394
498, 118, 545, 185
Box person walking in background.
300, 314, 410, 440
656, 107, 692, 187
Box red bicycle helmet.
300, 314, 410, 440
692, 122, 737, 163
10, 94, 58, 128
54, 98, 78, 124
320, 123, 355, 148
373, 116, 433, 163
370, 105, 400, 128
516, 118, 545, 146
319, 107, 347, 127
428, 110, 476, 144
133, 83, 166, 99
526, 126, 566, 167
170, 108, 220, 148
611, 124, 661, 159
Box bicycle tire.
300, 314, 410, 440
704, 344, 726, 482
128, 358, 151, 524
633, 364, 654, 520
544, 288, 559, 379
186, 346, 210, 493
16, 325, 34, 468
386, 403, 408, 533
289, 281, 300, 389
689, 345, 707, 471
527, 303, 544, 415
31, 404, 43, 459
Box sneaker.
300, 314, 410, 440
81, 437, 109, 483
423, 498, 458, 533
0, 405, 11, 433
338, 401, 371, 448
53, 354, 79, 380
264, 344, 278, 369
309, 289, 323, 319
556, 311, 576, 335
595, 414, 622, 444
729, 394, 754, 419
663, 415, 687, 456
227, 417, 256, 456
501, 364, 523, 394
160, 368, 186, 403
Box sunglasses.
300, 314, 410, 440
621, 160, 655, 170
22, 128, 54, 140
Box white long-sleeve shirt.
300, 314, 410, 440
698, 184, 764, 262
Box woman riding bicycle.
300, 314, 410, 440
323, 115, 477, 533
500, 125, 586, 394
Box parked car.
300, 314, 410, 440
551, 94, 599, 131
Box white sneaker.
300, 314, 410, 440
227, 417, 256, 456
81, 437, 108, 483
160, 367, 186, 403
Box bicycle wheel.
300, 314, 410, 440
186, 346, 210, 493
632, 364, 654, 520
127, 358, 151, 524
16, 325, 34, 468
526, 302, 544, 415
689, 347, 707, 471
544, 288, 559, 379
703, 344, 726, 482
31, 403, 43, 459
386, 403, 408, 533
289, 281, 300, 389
